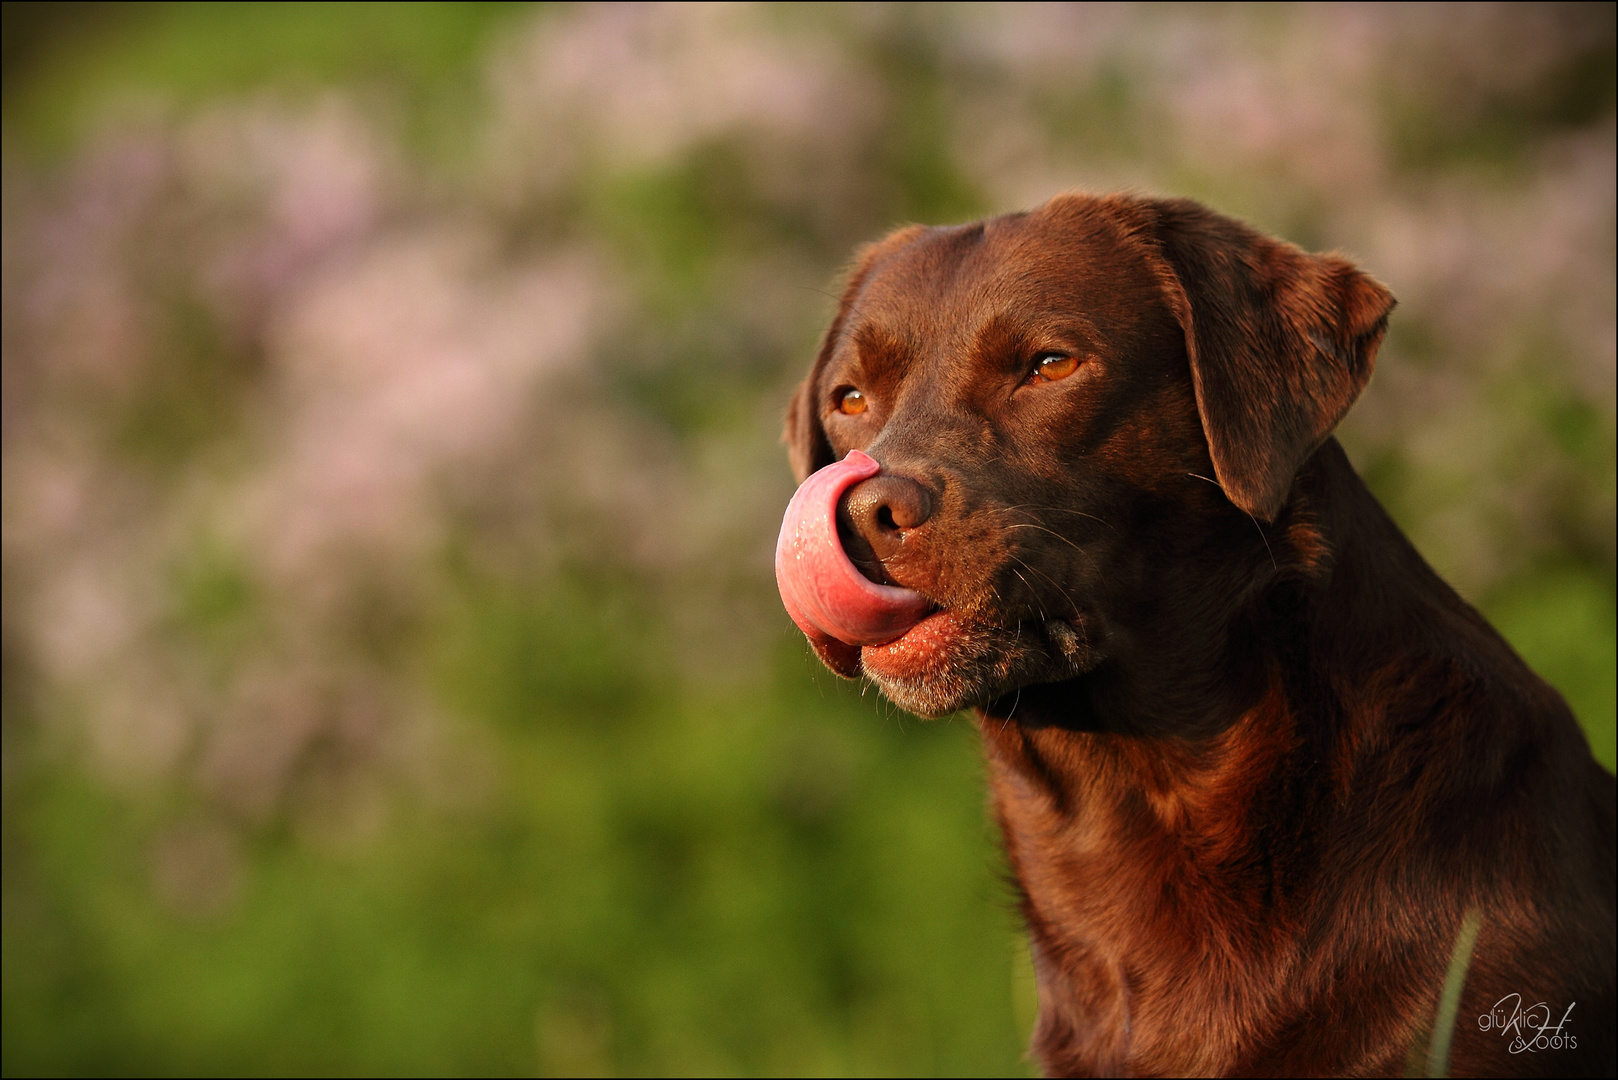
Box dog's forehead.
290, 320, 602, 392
844, 207, 1152, 351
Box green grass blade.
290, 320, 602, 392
1426, 909, 1483, 1078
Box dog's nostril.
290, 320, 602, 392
837, 474, 933, 579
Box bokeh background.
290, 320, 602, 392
2, 3, 1613, 1075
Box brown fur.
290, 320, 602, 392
783, 193, 1616, 1076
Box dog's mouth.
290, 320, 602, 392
775, 450, 936, 650
776, 454, 1095, 709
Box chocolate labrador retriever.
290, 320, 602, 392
774, 194, 1615, 1077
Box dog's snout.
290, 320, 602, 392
836, 474, 933, 583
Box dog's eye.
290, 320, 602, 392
837, 388, 868, 415
1031, 353, 1080, 383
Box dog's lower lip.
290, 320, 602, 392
860, 609, 962, 679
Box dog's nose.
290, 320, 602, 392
836, 474, 933, 583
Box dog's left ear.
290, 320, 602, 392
1124, 197, 1395, 522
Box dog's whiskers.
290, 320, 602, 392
1008, 566, 1049, 623
1009, 554, 1081, 620
995, 503, 1118, 534
1002, 522, 1103, 575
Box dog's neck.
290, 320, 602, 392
975, 439, 1466, 1075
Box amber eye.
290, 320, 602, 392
1032, 353, 1080, 383
837, 388, 868, 415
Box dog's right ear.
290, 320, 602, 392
785, 227, 924, 484
784, 373, 833, 485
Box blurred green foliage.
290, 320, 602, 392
2, 3, 1613, 1077
1485, 567, 1616, 764
2, 1, 530, 160
1386, 8, 1617, 172
6, 638, 1026, 1075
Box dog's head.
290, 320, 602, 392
778, 194, 1393, 717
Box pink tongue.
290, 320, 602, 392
775, 450, 933, 648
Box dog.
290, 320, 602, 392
774, 193, 1616, 1077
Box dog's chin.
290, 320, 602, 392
854, 612, 1100, 718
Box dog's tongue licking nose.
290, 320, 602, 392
776, 450, 933, 654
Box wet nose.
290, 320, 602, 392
836, 473, 933, 583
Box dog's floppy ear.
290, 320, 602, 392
784, 372, 833, 485
785, 226, 925, 484
1125, 198, 1394, 522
